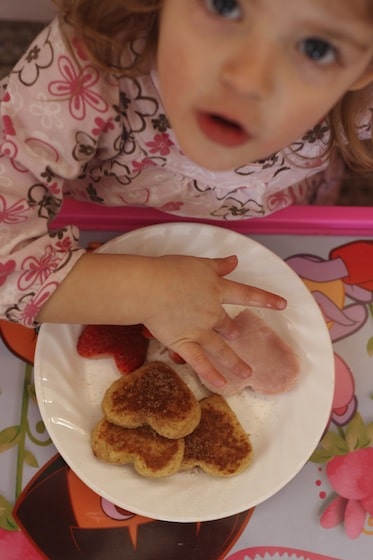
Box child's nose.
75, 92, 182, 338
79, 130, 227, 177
220, 39, 275, 98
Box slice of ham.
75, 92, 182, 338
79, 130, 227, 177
204, 309, 300, 396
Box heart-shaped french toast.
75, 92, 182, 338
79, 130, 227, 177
181, 394, 253, 476
102, 361, 201, 439
92, 419, 185, 477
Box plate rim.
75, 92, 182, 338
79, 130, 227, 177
34, 222, 335, 522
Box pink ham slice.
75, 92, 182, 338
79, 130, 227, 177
204, 308, 300, 396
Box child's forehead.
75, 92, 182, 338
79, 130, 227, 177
254, 0, 373, 19
305, 0, 372, 19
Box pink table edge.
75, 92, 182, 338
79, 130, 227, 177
52, 199, 373, 236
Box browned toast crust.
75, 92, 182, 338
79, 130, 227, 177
181, 394, 253, 476
92, 418, 185, 477
102, 361, 201, 439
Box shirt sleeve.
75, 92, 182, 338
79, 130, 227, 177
0, 18, 122, 326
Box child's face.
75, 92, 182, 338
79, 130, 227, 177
157, 0, 373, 171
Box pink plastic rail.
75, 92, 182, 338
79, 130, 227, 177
51, 199, 373, 236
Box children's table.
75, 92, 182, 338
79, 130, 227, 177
1, 203, 373, 560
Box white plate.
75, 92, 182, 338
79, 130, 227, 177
34, 223, 334, 522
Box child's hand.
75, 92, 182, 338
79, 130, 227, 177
37, 251, 285, 389
141, 254, 286, 389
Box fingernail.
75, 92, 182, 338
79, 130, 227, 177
225, 326, 240, 340
212, 376, 226, 388
238, 365, 252, 379
267, 297, 287, 310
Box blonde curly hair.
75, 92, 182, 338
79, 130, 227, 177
54, 0, 373, 173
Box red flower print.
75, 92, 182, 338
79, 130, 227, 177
0, 139, 18, 161
55, 237, 74, 252
18, 246, 60, 291
131, 158, 157, 172
71, 36, 89, 61
48, 182, 61, 195
2, 115, 16, 136
92, 116, 115, 136
146, 133, 174, 156
48, 56, 109, 120
267, 190, 292, 211
0, 196, 29, 224
313, 412, 373, 539
161, 201, 184, 212
0, 260, 16, 287
6, 282, 59, 327
321, 448, 373, 538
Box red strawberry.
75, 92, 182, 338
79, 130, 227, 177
169, 350, 186, 365
141, 326, 155, 339
77, 324, 149, 374
141, 327, 185, 364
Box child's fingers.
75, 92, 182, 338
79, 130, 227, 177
213, 309, 241, 340
222, 278, 287, 310
210, 254, 239, 277
208, 255, 286, 310
174, 331, 252, 389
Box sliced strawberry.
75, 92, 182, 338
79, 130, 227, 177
169, 350, 186, 365
141, 326, 155, 339
77, 324, 149, 374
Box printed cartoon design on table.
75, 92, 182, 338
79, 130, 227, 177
311, 414, 373, 540
286, 241, 373, 427
13, 454, 253, 560
0, 321, 45, 559
286, 241, 373, 341
1, 238, 373, 557
226, 547, 341, 560
286, 241, 373, 540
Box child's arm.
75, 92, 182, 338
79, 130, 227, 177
36, 251, 286, 388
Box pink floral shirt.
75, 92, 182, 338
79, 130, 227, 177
0, 18, 355, 326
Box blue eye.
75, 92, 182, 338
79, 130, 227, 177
298, 38, 337, 64
205, 0, 242, 20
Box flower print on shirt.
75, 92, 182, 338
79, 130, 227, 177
0, 142, 19, 165
211, 194, 264, 219
0, 261, 16, 287
29, 93, 63, 130
18, 246, 61, 292
2, 113, 16, 136
120, 77, 159, 134
72, 131, 97, 162
27, 183, 62, 221
146, 132, 174, 156
131, 157, 157, 172
14, 26, 54, 87
6, 281, 59, 327
152, 113, 170, 133
92, 117, 115, 137
161, 200, 184, 212
48, 55, 109, 120
0, 195, 29, 225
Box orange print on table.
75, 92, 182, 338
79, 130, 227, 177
0, 320, 37, 364
302, 278, 345, 330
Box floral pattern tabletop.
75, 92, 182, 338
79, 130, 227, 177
1, 225, 373, 560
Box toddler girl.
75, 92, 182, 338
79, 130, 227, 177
1, 0, 372, 386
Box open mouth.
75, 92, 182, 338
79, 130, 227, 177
197, 112, 250, 147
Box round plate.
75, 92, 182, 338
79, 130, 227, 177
34, 223, 334, 522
